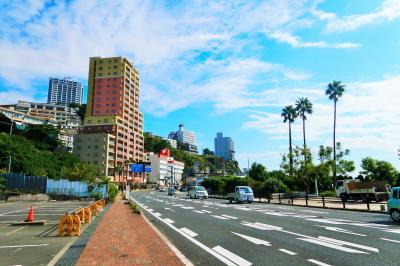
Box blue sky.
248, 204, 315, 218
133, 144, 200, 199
1, 0, 400, 173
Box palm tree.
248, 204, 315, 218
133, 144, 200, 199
295, 97, 313, 161
281, 105, 298, 177
326, 80, 345, 185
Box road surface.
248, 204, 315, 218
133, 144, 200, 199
130, 191, 400, 266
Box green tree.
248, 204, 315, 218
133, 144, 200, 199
281, 105, 298, 177
248, 162, 268, 181
202, 148, 214, 156
23, 124, 62, 151
295, 97, 313, 161
61, 162, 98, 183
360, 157, 399, 184
325, 80, 345, 184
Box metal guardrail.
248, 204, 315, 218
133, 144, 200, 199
208, 193, 387, 212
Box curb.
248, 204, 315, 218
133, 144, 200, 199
141, 212, 193, 266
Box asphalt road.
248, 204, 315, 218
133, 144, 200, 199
0, 200, 89, 266
130, 191, 400, 266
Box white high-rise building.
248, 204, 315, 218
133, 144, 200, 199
48, 77, 83, 105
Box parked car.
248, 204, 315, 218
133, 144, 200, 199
388, 187, 400, 221
158, 187, 166, 192
168, 188, 176, 196
227, 186, 254, 204
188, 186, 208, 199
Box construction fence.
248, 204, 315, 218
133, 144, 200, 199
1, 173, 107, 199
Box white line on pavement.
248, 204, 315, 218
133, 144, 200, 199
317, 236, 379, 253
181, 206, 194, 210
221, 215, 238, 220
4, 226, 27, 236
0, 208, 30, 216
299, 238, 367, 254
202, 210, 212, 213
314, 225, 367, 236
212, 245, 252, 266
307, 259, 331, 266
278, 249, 296, 255
180, 227, 198, 237
380, 238, 400, 243
164, 218, 175, 224
232, 232, 270, 246
212, 215, 230, 220
193, 210, 205, 214
131, 197, 237, 266
0, 244, 49, 249
164, 208, 175, 212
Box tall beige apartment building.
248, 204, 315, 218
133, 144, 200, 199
74, 56, 144, 183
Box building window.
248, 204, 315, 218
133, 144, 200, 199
96, 104, 101, 107
114, 72, 117, 75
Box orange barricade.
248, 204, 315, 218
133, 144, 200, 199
58, 213, 73, 237
84, 207, 91, 224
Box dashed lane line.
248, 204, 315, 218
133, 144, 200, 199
131, 196, 238, 266
307, 259, 331, 266
380, 238, 400, 243
0, 244, 49, 249
212, 245, 252, 266
278, 249, 296, 255
180, 227, 198, 237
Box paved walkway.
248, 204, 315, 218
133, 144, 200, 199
76, 200, 184, 266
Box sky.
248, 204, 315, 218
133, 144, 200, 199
0, 0, 400, 173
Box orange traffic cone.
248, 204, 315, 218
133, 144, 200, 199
25, 206, 34, 222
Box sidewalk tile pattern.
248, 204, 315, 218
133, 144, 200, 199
77, 201, 184, 266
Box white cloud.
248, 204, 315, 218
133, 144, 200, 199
269, 31, 360, 48
324, 0, 400, 33
243, 76, 400, 156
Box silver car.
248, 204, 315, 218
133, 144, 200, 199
189, 186, 208, 199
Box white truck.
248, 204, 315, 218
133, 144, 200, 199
335, 179, 390, 202
227, 186, 254, 204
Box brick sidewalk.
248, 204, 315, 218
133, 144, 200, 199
76, 200, 184, 266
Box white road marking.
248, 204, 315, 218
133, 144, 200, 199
232, 232, 270, 246
278, 249, 296, 255
380, 238, 400, 243
173, 204, 183, 207
154, 212, 162, 217
0, 244, 49, 249
384, 229, 400, 234
4, 226, 27, 235
314, 225, 367, 236
193, 210, 205, 214
306, 218, 345, 225
212, 215, 230, 220
202, 210, 212, 213
221, 215, 238, 220
164, 218, 175, 224
212, 245, 252, 266
317, 236, 379, 253
299, 238, 367, 254
307, 259, 331, 266
148, 208, 154, 212
181, 206, 195, 210
180, 227, 198, 237
164, 208, 175, 212
0, 208, 30, 216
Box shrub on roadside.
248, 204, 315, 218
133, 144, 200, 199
320, 190, 336, 197
129, 200, 141, 214
108, 183, 118, 202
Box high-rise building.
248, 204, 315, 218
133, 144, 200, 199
74, 56, 144, 183
168, 124, 197, 153
214, 132, 235, 161
48, 77, 83, 105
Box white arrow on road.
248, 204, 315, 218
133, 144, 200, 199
232, 232, 271, 246
314, 225, 367, 236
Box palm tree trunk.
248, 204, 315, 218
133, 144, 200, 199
333, 100, 337, 185
302, 115, 306, 161
289, 121, 293, 177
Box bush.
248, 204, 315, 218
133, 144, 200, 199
320, 190, 336, 197
129, 200, 141, 214
108, 183, 118, 202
